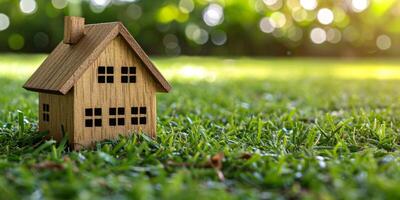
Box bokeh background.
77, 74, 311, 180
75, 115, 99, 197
0, 0, 399, 56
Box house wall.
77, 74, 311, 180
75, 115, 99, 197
73, 35, 158, 148
39, 90, 74, 142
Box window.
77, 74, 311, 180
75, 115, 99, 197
85, 108, 102, 127
43, 104, 50, 122
131, 106, 146, 125
109, 107, 125, 126
98, 66, 114, 83
121, 66, 136, 83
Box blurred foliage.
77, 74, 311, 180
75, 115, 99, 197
0, 0, 399, 56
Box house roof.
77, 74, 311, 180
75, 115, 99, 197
23, 22, 171, 95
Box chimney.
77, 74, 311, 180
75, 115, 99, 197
63, 16, 85, 44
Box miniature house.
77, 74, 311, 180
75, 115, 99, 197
23, 16, 171, 149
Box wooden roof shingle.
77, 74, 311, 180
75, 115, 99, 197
23, 22, 171, 95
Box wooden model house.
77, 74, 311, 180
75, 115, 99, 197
23, 16, 171, 149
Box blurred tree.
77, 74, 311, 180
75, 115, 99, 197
0, 0, 398, 57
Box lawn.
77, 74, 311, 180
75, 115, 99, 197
1, 54, 400, 199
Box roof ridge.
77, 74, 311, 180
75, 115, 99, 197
85, 21, 122, 27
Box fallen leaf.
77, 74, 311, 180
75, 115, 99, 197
206, 152, 225, 182
240, 153, 253, 160
206, 152, 224, 170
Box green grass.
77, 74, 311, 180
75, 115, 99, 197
1, 54, 400, 199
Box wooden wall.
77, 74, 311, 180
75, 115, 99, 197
39, 90, 74, 142
73, 35, 158, 148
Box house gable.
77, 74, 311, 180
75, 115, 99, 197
72, 35, 158, 146
23, 22, 171, 95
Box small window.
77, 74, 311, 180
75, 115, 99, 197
109, 108, 116, 115
131, 107, 138, 115
95, 108, 102, 116
131, 106, 147, 125
109, 107, 125, 126
121, 66, 137, 83
85, 107, 102, 127
140, 107, 146, 114
131, 117, 138, 125
109, 118, 116, 126
118, 107, 125, 115
43, 104, 50, 122
98, 66, 114, 83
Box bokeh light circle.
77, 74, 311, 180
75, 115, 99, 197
300, 0, 317, 10
270, 12, 286, 28
310, 28, 326, 44
352, 0, 369, 13
203, 3, 224, 27
20, 0, 37, 14
317, 8, 334, 25
259, 17, 275, 33
376, 35, 391, 50
0, 13, 10, 31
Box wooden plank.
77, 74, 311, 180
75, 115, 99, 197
73, 35, 158, 148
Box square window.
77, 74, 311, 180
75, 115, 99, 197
140, 117, 146, 124
129, 67, 136, 74
121, 67, 128, 74
107, 66, 114, 74
118, 118, 125, 125
98, 76, 105, 83
42, 114, 49, 122
95, 119, 102, 127
98, 66, 105, 74
140, 107, 146, 114
43, 104, 49, 112
131, 107, 138, 114
106, 76, 114, 83
121, 76, 128, 83
118, 107, 125, 115
129, 76, 136, 83
109, 108, 116, 115
94, 108, 102, 116
85, 119, 93, 127
85, 108, 93, 116
109, 118, 116, 126
131, 117, 138, 125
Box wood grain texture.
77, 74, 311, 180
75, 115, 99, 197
63, 16, 85, 44
39, 91, 74, 142
23, 22, 171, 95
73, 35, 158, 149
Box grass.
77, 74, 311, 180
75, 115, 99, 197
1, 54, 400, 199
